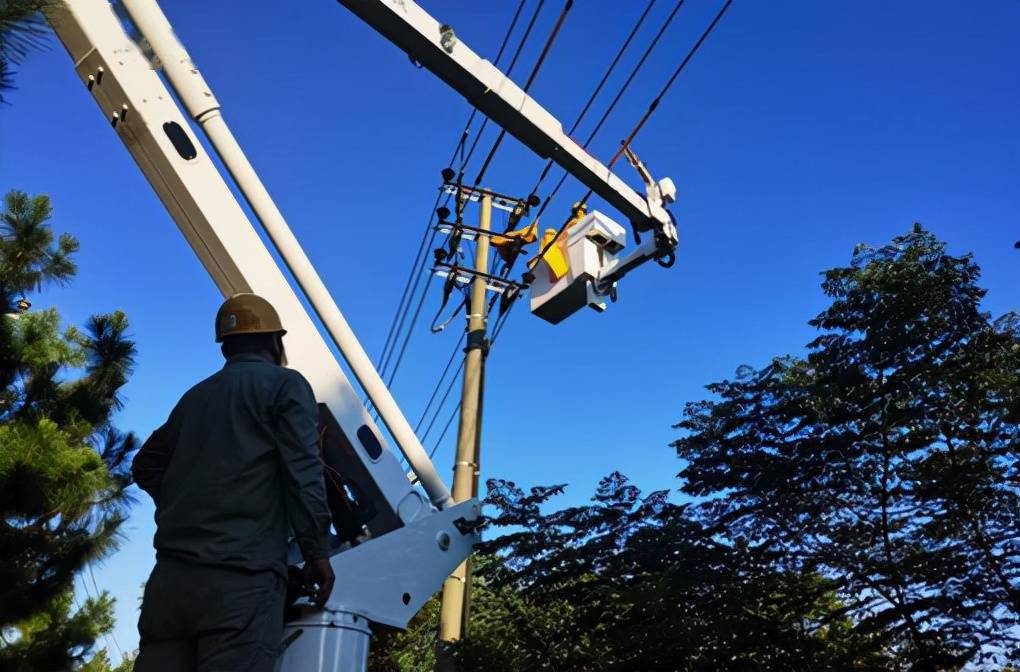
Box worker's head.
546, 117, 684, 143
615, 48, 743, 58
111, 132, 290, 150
216, 293, 287, 365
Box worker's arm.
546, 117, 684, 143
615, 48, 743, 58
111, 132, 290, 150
132, 410, 178, 505
274, 371, 333, 562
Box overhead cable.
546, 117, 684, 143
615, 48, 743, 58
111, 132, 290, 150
414, 332, 466, 433
449, 0, 533, 175
373, 0, 531, 389
528, 0, 659, 199
446, 0, 550, 185
534, 0, 687, 221
473, 0, 574, 186
426, 293, 519, 459
427, 1, 734, 461
530, 0, 732, 286
609, 0, 734, 167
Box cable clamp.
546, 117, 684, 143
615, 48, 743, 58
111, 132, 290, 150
465, 328, 489, 354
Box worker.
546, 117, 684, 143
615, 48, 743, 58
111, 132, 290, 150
131, 293, 335, 672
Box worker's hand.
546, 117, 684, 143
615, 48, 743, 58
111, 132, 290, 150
302, 557, 335, 611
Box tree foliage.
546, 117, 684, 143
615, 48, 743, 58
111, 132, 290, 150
674, 226, 1020, 669
372, 226, 1017, 671
0, 190, 137, 670
0, 190, 77, 313
0, 0, 51, 102
0, 591, 132, 672
468, 474, 894, 672
374, 475, 890, 672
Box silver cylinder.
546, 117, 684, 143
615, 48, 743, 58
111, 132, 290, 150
277, 610, 373, 672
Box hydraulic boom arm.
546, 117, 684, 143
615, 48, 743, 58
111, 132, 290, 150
41, 0, 684, 669
44, 2, 478, 670
339, 0, 673, 233
339, 0, 679, 323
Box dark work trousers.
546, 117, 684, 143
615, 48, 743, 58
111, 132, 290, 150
134, 557, 286, 672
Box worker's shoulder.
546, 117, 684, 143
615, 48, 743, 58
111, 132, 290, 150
226, 359, 311, 392
184, 359, 283, 391
183, 360, 313, 401
231, 359, 314, 392
275, 365, 315, 395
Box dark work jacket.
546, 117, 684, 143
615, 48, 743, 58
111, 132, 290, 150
132, 352, 332, 577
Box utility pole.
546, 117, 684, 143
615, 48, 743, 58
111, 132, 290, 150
437, 192, 492, 666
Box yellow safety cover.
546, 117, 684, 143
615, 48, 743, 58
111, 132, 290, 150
491, 221, 538, 264
530, 203, 587, 282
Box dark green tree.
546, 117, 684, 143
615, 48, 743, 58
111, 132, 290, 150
0, 0, 50, 102
0, 189, 137, 670
372, 475, 891, 672
0, 190, 77, 314
0, 592, 131, 672
674, 226, 1020, 669
467, 474, 892, 672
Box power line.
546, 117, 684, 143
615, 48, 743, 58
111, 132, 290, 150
420, 276, 522, 460
530, 0, 731, 273
414, 235, 518, 466
448, 0, 549, 177
609, 0, 734, 167
533, 0, 688, 221
527, 0, 659, 199
384, 20, 564, 443
393, 328, 465, 472
378, 0, 554, 398
473, 0, 574, 186
382, 275, 435, 388
582, 0, 688, 153
437, 0, 718, 402
372, 0, 530, 390
401, 0, 733, 463
426, 294, 519, 460
428, 400, 460, 459
448, 0, 533, 177
501, 0, 549, 81
374, 188, 447, 382
421, 357, 464, 444
414, 333, 465, 433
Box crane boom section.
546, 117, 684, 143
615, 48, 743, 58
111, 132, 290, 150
45, 0, 431, 531
338, 0, 668, 231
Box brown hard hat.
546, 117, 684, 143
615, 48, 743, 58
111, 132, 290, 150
215, 293, 286, 342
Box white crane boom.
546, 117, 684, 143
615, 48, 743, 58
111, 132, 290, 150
45, 1, 477, 669
338, 0, 672, 233
338, 0, 679, 323
42, 0, 682, 668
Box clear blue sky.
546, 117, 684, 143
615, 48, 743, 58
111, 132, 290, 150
1, 0, 1017, 656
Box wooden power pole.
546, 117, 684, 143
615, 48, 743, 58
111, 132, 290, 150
437, 192, 492, 665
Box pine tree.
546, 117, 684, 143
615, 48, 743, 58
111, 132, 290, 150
0, 0, 51, 102
0, 189, 137, 670
674, 226, 1020, 669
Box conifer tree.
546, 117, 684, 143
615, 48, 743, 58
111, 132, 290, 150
0, 189, 137, 671
0, 0, 50, 102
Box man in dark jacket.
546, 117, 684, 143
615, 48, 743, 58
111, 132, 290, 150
132, 293, 335, 672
